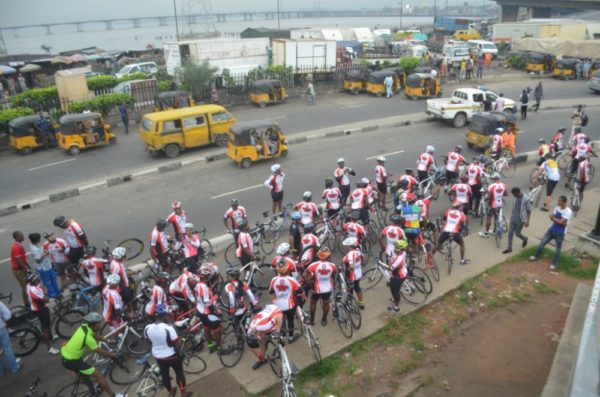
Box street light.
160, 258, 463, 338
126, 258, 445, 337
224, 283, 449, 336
277, 0, 281, 29
173, 0, 180, 41
398, 1, 404, 29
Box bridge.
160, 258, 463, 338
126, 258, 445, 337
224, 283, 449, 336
494, 0, 600, 21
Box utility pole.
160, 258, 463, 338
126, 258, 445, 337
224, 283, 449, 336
277, 0, 281, 29
0, 30, 7, 57
398, 0, 404, 29
173, 0, 180, 41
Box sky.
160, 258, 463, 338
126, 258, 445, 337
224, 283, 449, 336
0, 0, 478, 26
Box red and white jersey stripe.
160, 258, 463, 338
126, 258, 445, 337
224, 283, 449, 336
236, 231, 253, 258
307, 261, 336, 293
145, 285, 166, 316
43, 238, 69, 263
269, 276, 300, 311
109, 259, 129, 288
64, 220, 86, 248
26, 284, 45, 311
102, 286, 123, 322
166, 210, 187, 237
82, 257, 107, 286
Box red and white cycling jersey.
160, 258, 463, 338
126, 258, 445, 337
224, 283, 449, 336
235, 231, 253, 258
82, 257, 106, 286
375, 165, 388, 184
574, 143, 592, 160
343, 248, 363, 282
43, 238, 69, 263
102, 286, 123, 322
271, 255, 297, 275
343, 221, 366, 243
26, 284, 45, 311
224, 206, 247, 228
150, 227, 169, 256
416, 153, 435, 172
166, 210, 187, 237
466, 164, 483, 186
381, 225, 405, 257
265, 173, 285, 193
399, 175, 418, 192
365, 183, 375, 205
388, 251, 408, 279
415, 198, 432, 219
248, 304, 282, 334
176, 233, 200, 258
225, 280, 257, 314
334, 166, 351, 186
491, 134, 503, 152
109, 259, 129, 288
322, 188, 342, 210
573, 133, 588, 146
169, 272, 196, 303
269, 275, 300, 311
63, 220, 86, 248
350, 188, 367, 210
195, 281, 216, 315
443, 209, 467, 233
145, 285, 166, 316
488, 182, 507, 209
445, 152, 466, 172
578, 160, 592, 183
307, 261, 337, 293
300, 233, 320, 264
295, 201, 320, 225
450, 183, 472, 204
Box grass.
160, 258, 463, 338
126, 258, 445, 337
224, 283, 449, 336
511, 247, 598, 280
486, 264, 502, 275
532, 281, 559, 294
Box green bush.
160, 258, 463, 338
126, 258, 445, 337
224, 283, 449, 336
11, 87, 59, 108
118, 72, 148, 81
87, 75, 119, 90
182, 60, 217, 101
0, 107, 35, 133
508, 55, 526, 70
399, 57, 420, 71
69, 93, 133, 115
157, 80, 173, 92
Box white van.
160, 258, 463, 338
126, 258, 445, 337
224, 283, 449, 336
467, 40, 498, 58
443, 44, 471, 66
115, 62, 158, 78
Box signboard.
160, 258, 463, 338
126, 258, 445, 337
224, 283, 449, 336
163, 43, 181, 76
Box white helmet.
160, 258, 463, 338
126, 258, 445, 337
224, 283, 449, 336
361, 177, 370, 184
491, 172, 501, 180
112, 246, 126, 260
342, 237, 358, 247
302, 191, 312, 200
376, 156, 386, 162
107, 274, 121, 285
495, 127, 504, 134
276, 242, 291, 256
426, 145, 435, 153
185, 223, 194, 229
271, 164, 281, 173
337, 157, 345, 164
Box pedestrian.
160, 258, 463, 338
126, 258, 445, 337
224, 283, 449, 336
264, 163, 285, 216
494, 93, 505, 112
570, 105, 585, 140
384, 74, 394, 98
575, 60, 582, 80
483, 95, 492, 111
441, 55, 448, 77
118, 102, 129, 134
459, 59, 466, 80
35, 111, 56, 148
583, 59, 591, 80
0, 300, 22, 376
306, 81, 316, 105
476, 56, 484, 79
502, 128, 516, 155
466, 58, 473, 79
484, 52, 492, 68
529, 195, 572, 271
17, 74, 27, 92
502, 187, 531, 254
519, 89, 529, 120
6, 78, 16, 96
10, 231, 30, 304
28, 233, 59, 299
532, 82, 543, 112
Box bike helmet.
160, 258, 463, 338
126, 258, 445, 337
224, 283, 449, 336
271, 164, 281, 173
156, 272, 170, 284
85, 246, 97, 256
291, 211, 302, 221
491, 172, 501, 180
43, 231, 54, 239
155, 304, 169, 316
390, 214, 402, 224
172, 201, 182, 209
231, 198, 239, 208
350, 211, 360, 221
405, 168, 413, 174
25, 272, 39, 283
276, 242, 291, 256
376, 156, 386, 162
276, 258, 289, 275
342, 237, 358, 247
83, 312, 103, 324
426, 145, 435, 153
303, 191, 312, 200
226, 267, 240, 279
361, 177, 370, 185
455, 145, 463, 153
325, 178, 334, 188
303, 223, 315, 233
198, 266, 212, 278
317, 247, 331, 260
112, 246, 126, 260
394, 239, 408, 250
406, 192, 417, 203
185, 223, 194, 230
337, 158, 345, 164
246, 333, 260, 348
557, 128, 566, 133
495, 128, 504, 134
399, 179, 409, 189
107, 274, 121, 285
156, 219, 167, 230
538, 138, 546, 144
53, 215, 67, 227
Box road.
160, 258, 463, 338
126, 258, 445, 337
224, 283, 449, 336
1, 108, 599, 396
0, 77, 596, 204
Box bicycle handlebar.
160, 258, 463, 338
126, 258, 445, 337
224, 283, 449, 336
0, 292, 13, 304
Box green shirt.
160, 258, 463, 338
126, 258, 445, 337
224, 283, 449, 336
61, 324, 98, 360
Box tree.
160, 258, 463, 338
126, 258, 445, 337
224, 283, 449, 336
181, 60, 218, 101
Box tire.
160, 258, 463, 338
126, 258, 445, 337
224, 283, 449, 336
55, 309, 85, 339
164, 144, 181, 158
335, 304, 353, 339
183, 352, 208, 374
127, 334, 152, 356
10, 327, 40, 357
214, 134, 228, 147
557, 153, 570, 170
266, 340, 284, 377
117, 238, 144, 261
259, 101, 267, 108
452, 113, 467, 128
251, 263, 273, 291
109, 137, 117, 144
529, 167, 540, 186
346, 295, 362, 330
218, 323, 245, 368
126, 374, 159, 397
431, 185, 441, 200
199, 239, 213, 258
424, 253, 440, 282
21, 147, 32, 155
262, 223, 280, 246
110, 361, 143, 385
56, 380, 95, 397
240, 158, 252, 169
306, 326, 322, 362
362, 268, 384, 290
400, 278, 427, 305
68, 146, 80, 156
224, 242, 237, 266
411, 266, 433, 295
500, 160, 516, 178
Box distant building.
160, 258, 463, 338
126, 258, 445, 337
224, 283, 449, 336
240, 27, 290, 40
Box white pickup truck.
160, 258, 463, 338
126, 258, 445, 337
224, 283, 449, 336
426, 87, 516, 128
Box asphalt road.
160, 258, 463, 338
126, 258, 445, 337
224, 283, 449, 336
0, 77, 596, 204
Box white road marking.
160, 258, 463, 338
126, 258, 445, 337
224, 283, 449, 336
0, 251, 31, 264
365, 150, 405, 160
340, 104, 366, 110
270, 115, 287, 120
212, 184, 264, 199
28, 158, 77, 171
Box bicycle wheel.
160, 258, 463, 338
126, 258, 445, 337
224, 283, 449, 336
557, 152, 570, 170
400, 278, 427, 306
367, 220, 380, 243
200, 238, 213, 258
345, 295, 362, 330
56, 380, 95, 397
266, 340, 283, 377
251, 263, 273, 291
478, 202, 486, 226
55, 309, 85, 339
570, 191, 580, 215
127, 333, 152, 356
501, 159, 516, 178
218, 323, 245, 368
334, 304, 353, 339
10, 327, 40, 357
126, 374, 159, 397
495, 216, 507, 249
118, 238, 144, 261
361, 268, 384, 291
282, 385, 299, 397
446, 242, 454, 275
224, 242, 237, 266
424, 253, 440, 282
183, 352, 208, 374
306, 326, 322, 362
109, 361, 144, 385
361, 240, 372, 266
411, 267, 433, 295
260, 236, 277, 256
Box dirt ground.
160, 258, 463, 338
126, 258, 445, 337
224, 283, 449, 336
301, 257, 592, 397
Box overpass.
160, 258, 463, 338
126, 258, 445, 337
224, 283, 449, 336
495, 0, 600, 21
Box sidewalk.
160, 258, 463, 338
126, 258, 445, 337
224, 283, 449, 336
175, 189, 600, 396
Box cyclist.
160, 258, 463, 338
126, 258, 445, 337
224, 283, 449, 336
571, 127, 588, 146
42, 231, 71, 290
466, 157, 485, 216
334, 158, 356, 204
169, 269, 197, 313
224, 267, 259, 317
415, 193, 438, 243
490, 128, 504, 160
269, 259, 302, 343
305, 247, 337, 326
398, 168, 418, 193
150, 219, 170, 270
174, 223, 201, 271
289, 212, 303, 259
550, 128, 566, 155
375, 156, 391, 209
272, 243, 298, 279
380, 215, 405, 260
322, 178, 343, 219
246, 304, 284, 370
235, 220, 254, 266
196, 267, 223, 354
145, 272, 169, 318
60, 312, 123, 397
26, 273, 59, 355
102, 274, 123, 331
575, 153, 593, 203
444, 145, 467, 188
388, 239, 409, 313
264, 164, 285, 216
81, 246, 106, 290
350, 180, 370, 225
295, 191, 322, 226
568, 139, 597, 187
144, 304, 189, 397
432, 202, 470, 265
534, 153, 560, 211
449, 176, 472, 214
342, 237, 365, 309
537, 138, 551, 166
479, 173, 508, 239
53, 215, 88, 271
362, 177, 376, 208
400, 192, 424, 256
109, 247, 134, 311
199, 261, 222, 293
342, 211, 367, 251
416, 145, 436, 182
299, 223, 320, 271
223, 198, 247, 240
166, 201, 187, 239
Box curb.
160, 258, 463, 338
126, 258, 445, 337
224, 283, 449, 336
1, 105, 598, 217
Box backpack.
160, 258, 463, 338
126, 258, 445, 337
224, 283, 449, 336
582, 112, 589, 127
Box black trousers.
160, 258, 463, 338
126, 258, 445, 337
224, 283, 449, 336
156, 354, 185, 391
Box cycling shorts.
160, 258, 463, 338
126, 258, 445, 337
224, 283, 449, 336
62, 357, 95, 376
199, 313, 221, 329
311, 292, 331, 302
271, 191, 284, 202
438, 231, 463, 246
377, 182, 388, 194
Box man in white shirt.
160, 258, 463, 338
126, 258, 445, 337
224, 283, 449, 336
529, 196, 572, 271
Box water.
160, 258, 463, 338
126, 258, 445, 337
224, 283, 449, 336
4, 16, 433, 55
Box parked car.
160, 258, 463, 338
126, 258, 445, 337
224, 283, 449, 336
589, 70, 600, 93
115, 62, 158, 78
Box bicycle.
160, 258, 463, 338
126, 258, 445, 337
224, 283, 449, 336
486, 151, 516, 178
334, 270, 362, 330
123, 353, 161, 397
174, 317, 208, 375
329, 288, 354, 339
294, 306, 321, 363
493, 207, 508, 249
265, 333, 299, 397
414, 233, 440, 282
224, 216, 279, 265
569, 179, 583, 216
218, 308, 252, 368
25, 377, 50, 397
555, 146, 573, 170
101, 238, 144, 262
416, 168, 444, 200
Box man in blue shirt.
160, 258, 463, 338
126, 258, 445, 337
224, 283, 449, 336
118, 103, 129, 134
529, 196, 572, 270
